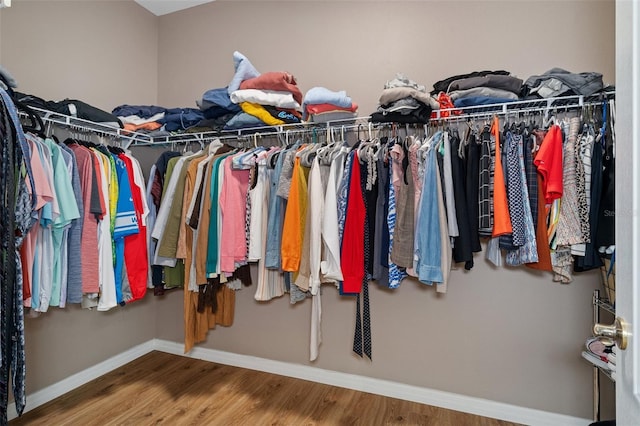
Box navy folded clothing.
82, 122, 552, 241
202, 104, 241, 120
199, 87, 240, 111
196, 113, 237, 132
453, 96, 517, 108
112, 104, 166, 118
158, 108, 205, 131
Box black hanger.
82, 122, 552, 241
14, 99, 46, 138
108, 145, 125, 155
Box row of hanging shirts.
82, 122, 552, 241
19, 129, 150, 314
145, 103, 614, 360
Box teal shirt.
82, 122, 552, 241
206, 154, 233, 276
43, 139, 80, 307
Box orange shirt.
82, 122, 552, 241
281, 156, 309, 271
491, 116, 513, 237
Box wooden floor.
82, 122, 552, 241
10, 351, 519, 426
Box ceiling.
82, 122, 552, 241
135, 0, 216, 16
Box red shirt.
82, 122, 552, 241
119, 154, 148, 302
534, 125, 564, 204
341, 152, 366, 294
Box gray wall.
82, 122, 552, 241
157, 0, 616, 114
155, 0, 615, 419
0, 0, 159, 397
1, 0, 159, 110
1, 0, 616, 420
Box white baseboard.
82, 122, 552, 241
153, 339, 591, 426
10, 338, 592, 426
7, 340, 156, 421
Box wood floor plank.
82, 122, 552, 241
10, 351, 521, 426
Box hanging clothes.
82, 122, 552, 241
0, 88, 37, 422
491, 116, 512, 237
140, 95, 616, 362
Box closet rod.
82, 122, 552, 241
201, 91, 615, 142
19, 106, 154, 149
429, 99, 610, 123
430, 91, 615, 120
21, 91, 615, 149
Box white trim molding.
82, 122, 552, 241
153, 339, 591, 426
7, 340, 155, 421
9, 339, 592, 426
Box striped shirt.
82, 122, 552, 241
478, 129, 494, 236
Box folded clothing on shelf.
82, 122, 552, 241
447, 74, 523, 95
524, 67, 604, 98
453, 96, 517, 108
157, 108, 206, 132
240, 71, 303, 105
198, 87, 242, 117
305, 110, 357, 124
302, 86, 356, 120
430, 70, 511, 95
230, 89, 301, 110
223, 112, 266, 130
228, 51, 260, 95
371, 73, 435, 124
112, 104, 166, 118
14, 91, 123, 127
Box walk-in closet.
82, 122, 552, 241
1, 1, 638, 425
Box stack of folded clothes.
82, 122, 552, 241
194, 87, 241, 132
112, 105, 165, 133
225, 51, 303, 130
302, 87, 357, 123
370, 73, 439, 124
523, 68, 605, 99
431, 70, 524, 107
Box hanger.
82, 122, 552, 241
182, 139, 193, 154
16, 100, 47, 138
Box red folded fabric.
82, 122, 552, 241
240, 72, 303, 105
305, 102, 358, 115
430, 92, 461, 119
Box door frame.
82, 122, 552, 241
615, 0, 640, 423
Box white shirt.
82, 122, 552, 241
320, 148, 347, 282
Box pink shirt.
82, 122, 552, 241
218, 156, 250, 273
21, 137, 55, 306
